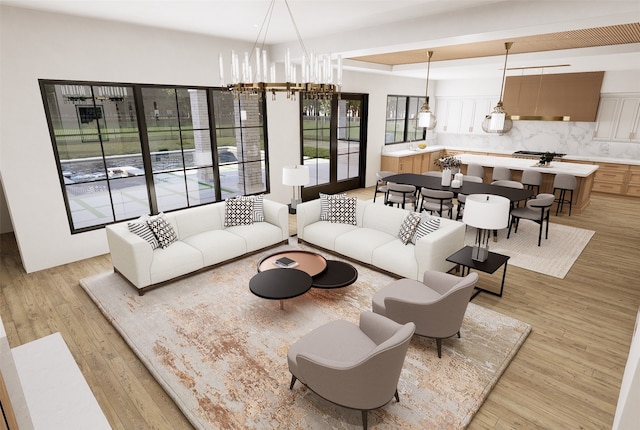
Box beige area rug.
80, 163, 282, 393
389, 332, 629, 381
465, 221, 595, 279
81, 244, 530, 429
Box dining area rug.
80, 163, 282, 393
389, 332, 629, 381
80, 244, 531, 429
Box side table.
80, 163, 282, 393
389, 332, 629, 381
446, 246, 510, 299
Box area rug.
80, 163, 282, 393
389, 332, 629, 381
80, 244, 530, 429
465, 221, 594, 279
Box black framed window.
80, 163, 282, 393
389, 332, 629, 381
385, 95, 426, 144
40, 80, 269, 233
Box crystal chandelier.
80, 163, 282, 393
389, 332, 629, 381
482, 42, 513, 134
417, 50, 437, 130
219, 0, 342, 100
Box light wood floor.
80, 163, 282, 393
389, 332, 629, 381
1, 191, 638, 429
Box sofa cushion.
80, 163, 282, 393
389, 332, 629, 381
147, 214, 178, 249
334, 228, 396, 264
301, 221, 359, 251
362, 203, 409, 237
398, 212, 421, 245
182, 230, 247, 267
149, 242, 204, 284
371, 240, 419, 280
225, 222, 285, 252
320, 193, 346, 221
411, 216, 440, 244
328, 196, 357, 225
242, 194, 264, 222
172, 204, 223, 239
128, 217, 160, 249
224, 197, 254, 226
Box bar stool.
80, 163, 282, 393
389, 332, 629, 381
466, 164, 485, 179
521, 170, 543, 196
492, 166, 512, 181
553, 174, 577, 216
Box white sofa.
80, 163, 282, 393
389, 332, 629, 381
106, 199, 289, 294
296, 199, 465, 280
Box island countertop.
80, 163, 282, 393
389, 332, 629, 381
458, 154, 599, 177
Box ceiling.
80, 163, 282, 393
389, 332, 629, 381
2, 0, 640, 80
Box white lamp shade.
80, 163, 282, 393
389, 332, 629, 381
489, 112, 506, 131
462, 194, 510, 230
282, 165, 310, 186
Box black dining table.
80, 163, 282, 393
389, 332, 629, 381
384, 173, 533, 203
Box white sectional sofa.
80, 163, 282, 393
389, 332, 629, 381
106, 198, 288, 295
296, 199, 465, 280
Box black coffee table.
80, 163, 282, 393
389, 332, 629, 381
249, 269, 312, 310
312, 260, 358, 289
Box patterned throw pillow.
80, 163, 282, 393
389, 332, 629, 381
320, 193, 347, 221
398, 212, 422, 245
146, 213, 178, 249
128, 216, 160, 249
224, 197, 254, 227
328, 196, 357, 225
242, 194, 264, 222
411, 216, 441, 244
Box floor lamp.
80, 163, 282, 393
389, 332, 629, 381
462, 194, 510, 262
283, 165, 309, 214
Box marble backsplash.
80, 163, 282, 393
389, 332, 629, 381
436, 121, 640, 161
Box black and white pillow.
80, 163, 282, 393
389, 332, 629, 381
224, 197, 255, 227
242, 194, 264, 222
320, 193, 347, 221
411, 216, 441, 244
328, 196, 357, 225
397, 212, 421, 245
128, 216, 160, 249
147, 213, 178, 249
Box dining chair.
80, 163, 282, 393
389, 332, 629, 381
374, 171, 395, 203
507, 193, 555, 246
422, 171, 442, 178
419, 188, 454, 218
455, 175, 483, 220
385, 182, 417, 210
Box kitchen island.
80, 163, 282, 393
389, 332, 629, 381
458, 154, 598, 214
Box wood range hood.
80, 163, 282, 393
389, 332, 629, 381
503, 71, 604, 122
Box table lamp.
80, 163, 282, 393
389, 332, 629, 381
462, 194, 510, 262
282, 165, 309, 214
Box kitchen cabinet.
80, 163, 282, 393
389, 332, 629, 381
626, 165, 640, 197
435, 97, 493, 134
380, 150, 444, 175
594, 94, 640, 142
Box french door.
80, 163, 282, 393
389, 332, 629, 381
300, 93, 368, 200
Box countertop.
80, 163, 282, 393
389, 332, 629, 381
458, 154, 599, 177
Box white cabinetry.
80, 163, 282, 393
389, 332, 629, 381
594, 94, 640, 142
435, 97, 494, 134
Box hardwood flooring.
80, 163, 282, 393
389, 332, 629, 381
1, 191, 639, 429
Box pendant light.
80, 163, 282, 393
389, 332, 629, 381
418, 50, 437, 130
482, 42, 513, 135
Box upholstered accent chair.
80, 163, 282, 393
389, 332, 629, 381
507, 193, 555, 246
372, 271, 478, 358
287, 311, 415, 429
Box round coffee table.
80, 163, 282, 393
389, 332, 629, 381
312, 260, 358, 289
249, 269, 312, 310
257, 250, 327, 276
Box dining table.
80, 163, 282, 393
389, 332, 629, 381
384, 173, 534, 203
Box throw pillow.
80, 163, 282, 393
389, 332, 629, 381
411, 216, 441, 244
127, 216, 160, 249
224, 197, 254, 227
320, 192, 347, 221
242, 194, 264, 222
397, 212, 421, 245
147, 213, 178, 249
328, 196, 357, 225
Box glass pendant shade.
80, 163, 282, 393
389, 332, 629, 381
484, 42, 513, 135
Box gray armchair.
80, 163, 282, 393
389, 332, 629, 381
287, 311, 415, 429
372, 270, 478, 358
